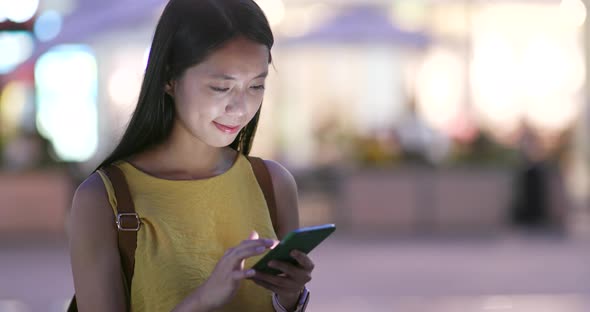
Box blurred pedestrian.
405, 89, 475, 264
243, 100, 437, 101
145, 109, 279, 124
511, 128, 550, 228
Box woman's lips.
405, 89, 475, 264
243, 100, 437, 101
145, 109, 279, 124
213, 121, 241, 134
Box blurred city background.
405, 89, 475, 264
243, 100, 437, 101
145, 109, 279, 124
1, 0, 590, 311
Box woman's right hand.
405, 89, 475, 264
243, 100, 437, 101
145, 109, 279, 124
196, 231, 276, 311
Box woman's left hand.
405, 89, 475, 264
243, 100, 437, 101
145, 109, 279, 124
251, 250, 314, 308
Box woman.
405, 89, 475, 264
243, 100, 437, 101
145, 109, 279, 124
69, 0, 313, 311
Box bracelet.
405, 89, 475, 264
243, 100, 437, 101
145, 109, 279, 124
272, 287, 310, 312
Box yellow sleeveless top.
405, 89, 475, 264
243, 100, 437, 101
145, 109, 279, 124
97, 153, 277, 311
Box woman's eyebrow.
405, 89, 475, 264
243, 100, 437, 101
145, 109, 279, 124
209, 71, 268, 80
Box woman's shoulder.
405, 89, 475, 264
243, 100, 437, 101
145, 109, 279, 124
261, 159, 296, 189
69, 172, 116, 239
73, 172, 110, 207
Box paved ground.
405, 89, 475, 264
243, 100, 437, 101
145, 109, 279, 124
1, 231, 589, 312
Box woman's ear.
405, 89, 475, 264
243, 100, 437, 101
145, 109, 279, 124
164, 80, 175, 97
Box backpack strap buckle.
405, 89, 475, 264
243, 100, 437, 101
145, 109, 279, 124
116, 213, 141, 231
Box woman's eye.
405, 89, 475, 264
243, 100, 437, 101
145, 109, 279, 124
251, 85, 265, 90
210, 86, 230, 92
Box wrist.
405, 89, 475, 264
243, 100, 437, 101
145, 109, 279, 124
193, 283, 218, 312
273, 287, 310, 312
277, 292, 300, 311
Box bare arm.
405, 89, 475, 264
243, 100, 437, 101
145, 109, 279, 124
68, 172, 127, 311
262, 160, 308, 311
263, 160, 300, 240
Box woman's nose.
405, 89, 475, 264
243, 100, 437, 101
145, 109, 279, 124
225, 91, 248, 117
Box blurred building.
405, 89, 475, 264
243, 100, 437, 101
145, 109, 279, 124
0, 0, 589, 236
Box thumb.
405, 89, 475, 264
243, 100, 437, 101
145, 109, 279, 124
248, 230, 259, 240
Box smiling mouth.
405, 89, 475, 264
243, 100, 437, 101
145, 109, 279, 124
213, 121, 241, 134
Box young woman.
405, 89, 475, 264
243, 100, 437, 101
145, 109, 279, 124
69, 0, 313, 311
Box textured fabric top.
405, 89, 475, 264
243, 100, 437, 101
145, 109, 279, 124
97, 153, 276, 311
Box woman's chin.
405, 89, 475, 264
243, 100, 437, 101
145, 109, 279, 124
207, 135, 239, 148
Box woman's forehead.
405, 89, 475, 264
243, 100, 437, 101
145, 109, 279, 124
188, 40, 269, 79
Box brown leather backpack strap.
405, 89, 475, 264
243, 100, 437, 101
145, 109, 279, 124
247, 156, 279, 236
102, 165, 140, 309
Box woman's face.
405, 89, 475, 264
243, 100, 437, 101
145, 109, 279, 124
169, 36, 269, 147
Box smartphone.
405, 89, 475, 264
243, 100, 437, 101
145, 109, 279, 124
251, 223, 336, 275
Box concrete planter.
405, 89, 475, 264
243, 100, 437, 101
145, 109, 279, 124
335, 166, 568, 234
0, 170, 73, 235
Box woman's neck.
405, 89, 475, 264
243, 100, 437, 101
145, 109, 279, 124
130, 123, 236, 180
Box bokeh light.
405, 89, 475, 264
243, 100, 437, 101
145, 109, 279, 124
415, 47, 465, 132
559, 0, 587, 28
3, 0, 39, 23
255, 0, 285, 27
35, 45, 99, 162
0, 81, 30, 138
0, 32, 35, 74
34, 10, 63, 42
108, 67, 143, 108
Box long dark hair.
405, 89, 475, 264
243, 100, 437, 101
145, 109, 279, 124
97, 0, 274, 170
